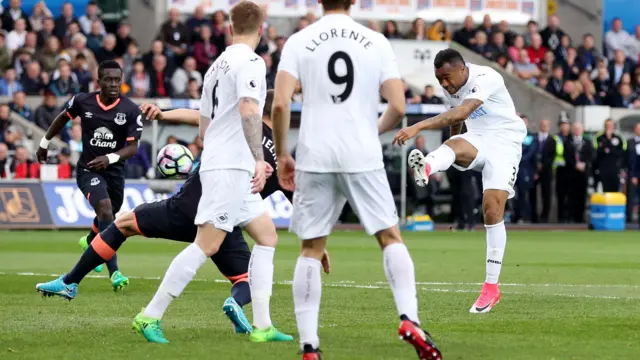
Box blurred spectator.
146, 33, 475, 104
540, 50, 555, 74
470, 31, 491, 59
180, 78, 201, 99
35, 92, 58, 130
453, 16, 476, 48
72, 53, 92, 92
593, 63, 611, 100
0, 68, 23, 96
627, 123, 640, 223
0, 33, 11, 73
61, 21, 81, 48
7, 18, 28, 53
271, 36, 286, 71
121, 41, 139, 78
476, 14, 493, 37
536, 74, 549, 90
406, 18, 427, 40
605, 18, 632, 60
54, 2, 78, 39
420, 85, 443, 104
514, 115, 535, 223
561, 80, 581, 104
513, 49, 540, 84
159, 8, 190, 61
546, 64, 565, 97
0, 142, 9, 178
95, 33, 117, 63
630, 25, 640, 64
143, 39, 173, 74
496, 20, 516, 47
554, 34, 571, 65
526, 33, 546, 67
540, 15, 566, 51
66, 33, 98, 74
427, 19, 450, 41
293, 17, 309, 34
188, 143, 200, 168
78, 1, 104, 35
366, 20, 379, 33
403, 80, 421, 104
613, 83, 639, 108
186, 5, 208, 40
29, 1, 52, 32
114, 21, 134, 57
574, 74, 600, 105
128, 58, 149, 97
20, 60, 46, 95
496, 53, 514, 73
22, 31, 37, 56
148, 54, 173, 98
508, 35, 524, 63
563, 47, 580, 80
69, 122, 82, 157
487, 31, 508, 60
56, 148, 72, 179
49, 62, 80, 96
9, 90, 33, 121
2, 0, 30, 33
569, 122, 593, 223
171, 56, 202, 95
608, 49, 633, 86
531, 118, 554, 223
36, 36, 60, 73
263, 54, 275, 89
13, 145, 39, 179
594, 119, 626, 192
264, 25, 278, 55
523, 20, 539, 47
13, 48, 32, 78
0, 104, 21, 149
577, 33, 601, 72
211, 10, 229, 55
383, 20, 403, 39
194, 25, 217, 73
36, 16, 55, 47
86, 20, 104, 53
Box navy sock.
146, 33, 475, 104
231, 281, 251, 307
64, 246, 103, 285
86, 218, 99, 243
98, 219, 120, 276
101, 224, 127, 252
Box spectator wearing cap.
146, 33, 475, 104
158, 8, 190, 63
2, 0, 30, 33
13, 145, 39, 179
29, 1, 52, 32
605, 18, 633, 60
453, 15, 476, 49
78, 1, 104, 35
36, 16, 55, 47
9, 90, 33, 121
114, 21, 135, 57
20, 61, 46, 95
0, 33, 11, 74
540, 15, 566, 52
193, 25, 217, 73
35, 91, 58, 130
36, 36, 60, 73
0, 68, 23, 96
54, 2, 78, 39
7, 18, 28, 53
171, 56, 202, 95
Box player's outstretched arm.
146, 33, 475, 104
36, 110, 72, 163
139, 104, 199, 126
392, 99, 483, 145
378, 78, 406, 135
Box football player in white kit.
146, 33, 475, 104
393, 49, 527, 314
272, 0, 442, 359
132, 1, 292, 344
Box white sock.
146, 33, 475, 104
293, 256, 322, 350
485, 221, 507, 284
143, 243, 208, 319
249, 245, 275, 329
425, 144, 456, 174
383, 243, 419, 324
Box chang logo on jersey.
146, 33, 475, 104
468, 107, 488, 120
90, 127, 117, 149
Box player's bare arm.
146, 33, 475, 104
140, 104, 200, 126
271, 70, 297, 191
392, 99, 483, 145
36, 110, 72, 163
239, 97, 267, 193
378, 78, 406, 135
450, 122, 464, 137
87, 140, 139, 171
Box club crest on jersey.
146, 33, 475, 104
114, 112, 126, 125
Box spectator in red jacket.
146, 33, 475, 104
13, 145, 40, 179
57, 148, 72, 179
193, 25, 217, 73
526, 33, 547, 68
0, 142, 9, 178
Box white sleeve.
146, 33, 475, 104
464, 72, 503, 103
236, 59, 266, 101
199, 78, 212, 119
379, 37, 400, 84
277, 37, 299, 79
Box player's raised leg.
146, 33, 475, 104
470, 189, 508, 313
408, 136, 478, 187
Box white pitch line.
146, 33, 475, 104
1, 271, 636, 300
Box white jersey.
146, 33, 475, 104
199, 43, 267, 174
278, 14, 400, 172
442, 63, 526, 140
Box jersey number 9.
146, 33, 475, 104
328, 51, 354, 104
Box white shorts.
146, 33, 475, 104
194, 169, 265, 232
450, 132, 523, 199
290, 169, 398, 239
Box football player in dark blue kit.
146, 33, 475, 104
36, 90, 328, 336
36, 60, 142, 291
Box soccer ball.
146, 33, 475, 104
156, 144, 194, 178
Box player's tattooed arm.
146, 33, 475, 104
415, 99, 483, 130
239, 97, 264, 161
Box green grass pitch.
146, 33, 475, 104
1, 230, 639, 359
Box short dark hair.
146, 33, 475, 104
434, 49, 464, 69
321, 0, 351, 11
229, 1, 264, 35
98, 60, 122, 79
263, 89, 274, 118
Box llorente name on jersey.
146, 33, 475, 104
305, 29, 373, 52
